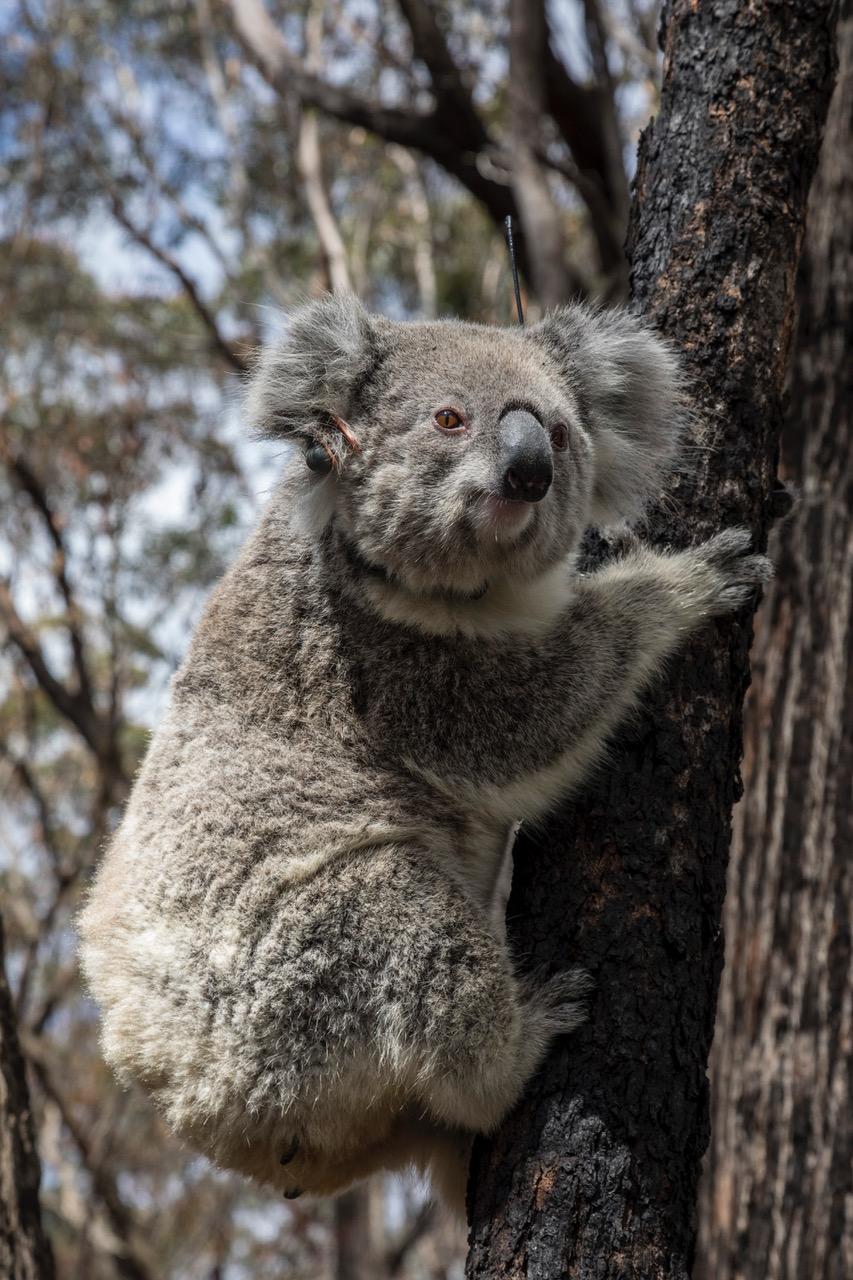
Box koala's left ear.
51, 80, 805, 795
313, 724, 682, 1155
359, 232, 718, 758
246, 293, 376, 442
528, 304, 686, 524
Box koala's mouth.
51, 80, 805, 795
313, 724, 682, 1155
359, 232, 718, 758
473, 493, 535, 543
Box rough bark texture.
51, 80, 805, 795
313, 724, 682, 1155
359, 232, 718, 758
0, 916, 55, 1280
466, 3, 839, 1278
697, 6, 853, 1277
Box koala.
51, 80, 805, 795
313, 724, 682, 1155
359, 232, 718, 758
79, 295, 771, 1215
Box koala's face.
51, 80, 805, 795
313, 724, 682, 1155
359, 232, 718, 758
248, 296, 683, 596
328, 322, 594, 593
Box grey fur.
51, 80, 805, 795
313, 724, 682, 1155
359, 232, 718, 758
79, 296, 771, 1214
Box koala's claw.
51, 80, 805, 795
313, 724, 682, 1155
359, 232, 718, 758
279, 1137, 299, 1166
696, 527, 773, 615
283, 1187, 303, 1200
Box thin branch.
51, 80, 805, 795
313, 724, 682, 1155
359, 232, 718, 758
0, 579, 102, 757
395, 0, 488, 145
508, 0, 573, 308
195, 0, 250, 215
582, 0, 629, 214
543, 14, 630, 278
0, 746, 62, 874
297, 1, 353, 294
28, 963, 79, 1039
0, 741, 74, 1014
28, 1048, 154, 1280
102, 96, 233, 278
385, 1200, 436, 1276
195, 0, 291, 310
533, 144, 628, 299
388, 145, 437, 316
230, 0, 441, 148
627, 0, 662, 59
226, 0, 520, 238
106, 190, 247, 374
3, 449, 95, 709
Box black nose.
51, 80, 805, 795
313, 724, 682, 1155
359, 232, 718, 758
498, 409, 553, 502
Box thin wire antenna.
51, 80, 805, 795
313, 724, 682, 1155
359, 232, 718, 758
504, 215, 524, 326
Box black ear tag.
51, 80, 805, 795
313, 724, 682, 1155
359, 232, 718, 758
305, 443, 334, 475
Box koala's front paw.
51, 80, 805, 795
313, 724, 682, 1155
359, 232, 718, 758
694, 527, 773, 615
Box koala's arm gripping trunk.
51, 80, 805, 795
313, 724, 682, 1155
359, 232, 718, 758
408, 537, 768, 811
465, 1, 840, 1278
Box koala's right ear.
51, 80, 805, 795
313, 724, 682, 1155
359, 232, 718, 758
528, 304, 686, 525
245, 294, 376, 442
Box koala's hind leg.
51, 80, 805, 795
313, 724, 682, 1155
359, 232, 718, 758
391, 851, 586, 1134
416, 963, 588, 1136
352, 844, 588, 1138
232, 844, 584, 1207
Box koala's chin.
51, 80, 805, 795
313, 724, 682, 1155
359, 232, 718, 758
333, 486, 566, 618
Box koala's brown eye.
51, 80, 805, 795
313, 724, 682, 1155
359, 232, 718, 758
433, 408, 465, 433
550, 424, 569, 451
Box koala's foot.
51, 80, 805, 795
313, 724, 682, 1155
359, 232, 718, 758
523, 967, 592, 1038
688, 527, 773, 617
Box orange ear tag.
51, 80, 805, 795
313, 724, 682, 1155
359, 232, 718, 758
332, 415, 362, 453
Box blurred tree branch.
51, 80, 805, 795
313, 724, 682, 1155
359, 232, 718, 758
0, 448, 129, 801
0, 580, 103, 760
227, 0, 510, 218
105, 193, 248, 375
507, 0, 571, 308
4, 451, 95, 712
27, 1048, 153, 1280
298, 1, 353, 294
227, 0, 637, 297
384, 1200, 435, 1276
0, 915, 55, 1280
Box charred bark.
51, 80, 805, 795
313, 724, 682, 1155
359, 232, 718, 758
0, 916, 55, 1280
697, 5, 853, 1277
466, 2, 839, 1278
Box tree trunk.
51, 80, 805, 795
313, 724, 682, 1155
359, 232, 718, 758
334, 1186, 376, 1280
0, 916, 55, 1280
507, 0, 573, 309
696, 6, 853, 1278
466, 3, 839, 1278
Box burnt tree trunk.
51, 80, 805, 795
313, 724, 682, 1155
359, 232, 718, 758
466, 3, 839, 1278
0, 916, 55, 1280
696, 6, 853, 1278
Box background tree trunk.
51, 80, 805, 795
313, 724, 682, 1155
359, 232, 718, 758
334, 1187, 376, 1280
696, 5, 853, 1277
466, 2, 839, 1278
0, 915, 55, 1280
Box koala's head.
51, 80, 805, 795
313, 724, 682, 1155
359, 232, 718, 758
247, 295, 683, 599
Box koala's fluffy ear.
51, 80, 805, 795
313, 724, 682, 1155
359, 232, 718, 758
246, 294, 375, 440
529, 304, 686, 524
